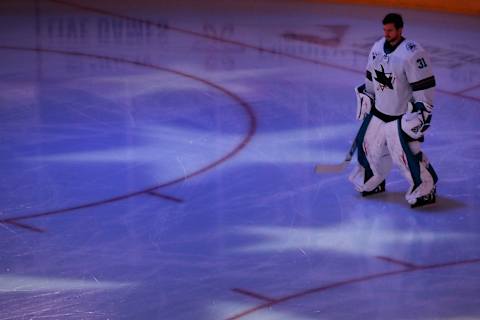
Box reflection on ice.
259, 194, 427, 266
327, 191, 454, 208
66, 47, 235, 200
235, 220, 474, 256
0, 274, 133, 292
210, 301, 318, 320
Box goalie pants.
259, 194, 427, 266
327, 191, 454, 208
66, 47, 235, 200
349, 113, 438, 203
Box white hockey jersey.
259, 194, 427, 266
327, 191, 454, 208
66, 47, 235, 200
365, 37, 436, 117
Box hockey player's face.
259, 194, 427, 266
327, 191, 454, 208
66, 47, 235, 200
383, 23, 402, 43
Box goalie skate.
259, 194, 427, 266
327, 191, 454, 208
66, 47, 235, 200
362, 180, 386, 197
410, 187, 436, 208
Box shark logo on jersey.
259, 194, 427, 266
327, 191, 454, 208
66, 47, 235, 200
406, 41, 417, 52
374, 65, 394, 90
375, 65, 395, 91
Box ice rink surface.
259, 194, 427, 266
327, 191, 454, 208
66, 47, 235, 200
1, 0, 479, 319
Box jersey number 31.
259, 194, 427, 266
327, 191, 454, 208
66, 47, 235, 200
417, 58, 428, 69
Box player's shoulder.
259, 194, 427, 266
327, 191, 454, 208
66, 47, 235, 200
371, 37, 385, 50
400, 39, 427, 58
368, 37, 385, 60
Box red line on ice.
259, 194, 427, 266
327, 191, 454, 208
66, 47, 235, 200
232, 288, 277, 303
226, 257, 480, 319
2, 220, 45, 233
35, 2, 480, 317
0, 46, 257, 230
146, 191, 184, 203
455, 82, 480, 95
49, 0, 480, 104
375, 255, 420, 269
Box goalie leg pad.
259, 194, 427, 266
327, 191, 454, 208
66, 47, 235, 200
386, 120, 438, 205
349, 115, 392, 193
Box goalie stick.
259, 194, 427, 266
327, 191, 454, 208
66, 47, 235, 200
314, 128, 360, 174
